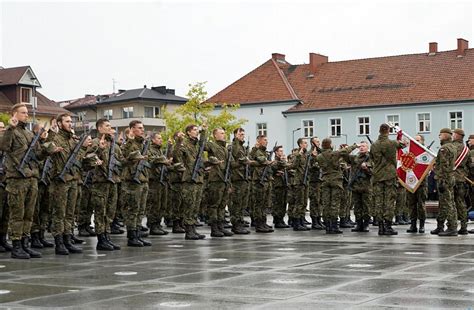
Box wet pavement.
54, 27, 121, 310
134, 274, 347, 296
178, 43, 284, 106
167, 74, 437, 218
1, 217, 474, 309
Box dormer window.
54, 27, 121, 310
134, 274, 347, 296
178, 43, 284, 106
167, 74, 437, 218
21, 87, 31, 103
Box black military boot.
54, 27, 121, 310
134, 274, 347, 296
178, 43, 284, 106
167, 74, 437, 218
339, 218, 353, 228
300, 217, 311, 230
110, 220, 125, 234
192, 225, 206, 239
96, 234, 114, 251
302, 217, 311, 225
378, 220, 385, 236
150, 224, 169, 235
232, 221, 250, 234
85, 225, 97, 237
30, 232, 44, 249
0, 244, 5, 252
211, 221, 224, 237
39, 230, 54, 247
218, 221, 234, 236
172, 219, 186, 234
54, 235, 69, 255
292, 217, 307, 231
458, 222, 469, 235
127, 230, 144, 247
104, 233, 121, 250
21, 236, 41, 258
439, 227, 458, 236
137, 230, 152, 246
383, 221, 398, 235
430, 222, 444, 235
372, 217, 379, 227
418, 220, 425, 233
274, 217, 289, 229
351, 219, 363, 232
70, 232, 84, 244
255, 219, 271, 233
0, 233, 12, 251
401, 214, 410, 225
262, 218, 274, 232
331, 221, 343, 234
184, 224, 200, 240
406, 220, 418, 233
361, 219, 370, 232
78, 224, 90, 237
311, 216, 323, 230
11, 240, 30, 259
64, 234, 83, 253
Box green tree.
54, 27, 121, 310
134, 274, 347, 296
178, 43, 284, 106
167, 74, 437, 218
0, 113, 10, 125
162, 82, 246, 142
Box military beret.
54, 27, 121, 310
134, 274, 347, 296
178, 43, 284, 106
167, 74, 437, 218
453, 128, 465, 136
469, 134, 474, 140
439, 128, 452, 135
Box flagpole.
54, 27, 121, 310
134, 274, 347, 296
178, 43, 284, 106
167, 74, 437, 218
388, 124, 437, 157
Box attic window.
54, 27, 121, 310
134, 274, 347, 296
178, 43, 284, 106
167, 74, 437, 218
366, 74, 375, 80
276, 59, 286, 64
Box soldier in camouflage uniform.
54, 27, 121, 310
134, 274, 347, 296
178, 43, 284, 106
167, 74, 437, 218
0, 121, 12, 253
452, 128, 471, 234
168, 131, 186, 234
339, 160, 354, 228
315, 138, 357, 234
0, 104, 51, 258
429, 128, 458, 236
121, 120, 152, 246
308, 137, 324, 230
77, 171, 95, 237
271, 145, 290, 229
146, 132, 171, 236
347, 141, 372, 232
467, 134, 474, 234
406, 135, 428, 234
229, 128, 251, 234
370, 124, 404, 236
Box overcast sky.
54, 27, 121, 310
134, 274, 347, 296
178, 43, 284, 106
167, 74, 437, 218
0, 0, 472, 101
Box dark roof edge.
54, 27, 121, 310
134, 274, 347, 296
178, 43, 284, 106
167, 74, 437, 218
97, 97, 188, 105
282, 98, 474, 114
214, 99, 301, 108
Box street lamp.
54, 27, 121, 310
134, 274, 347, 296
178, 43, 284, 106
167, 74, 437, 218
292, 127, 301, 149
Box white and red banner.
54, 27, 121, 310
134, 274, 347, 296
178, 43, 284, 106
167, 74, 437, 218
394, 126, 436, 193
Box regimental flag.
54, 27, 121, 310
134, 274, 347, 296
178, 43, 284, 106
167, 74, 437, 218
394, 127, 436, 193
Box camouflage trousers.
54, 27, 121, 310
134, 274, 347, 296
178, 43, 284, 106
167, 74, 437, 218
174, 182, 201, 226
6, 178, 38, 240
272, 185, 287, 219
146, 181, 169, 227
321, 182, 342, 222
31, 183, 51, 233
199, 181, 209, 218
454, 182, 468, 229
395, 185, 407, 217
207, 181, 230, 222
90, 182, 118, 234
406, 186, 427, 221
123, 181, 148, 230
251, 181, 270, 221
0, 186, 9, 234
437, 181, 457, 230
339, 186, 352, 219
229, 180, 249, 226
50, 180, 78, 237
372, 178, 397, 222
309, 181, 322, 218
288, 184, 306, 218
77, 185, 92, 226
168, 183, 183, 221
351, 189, 372, 221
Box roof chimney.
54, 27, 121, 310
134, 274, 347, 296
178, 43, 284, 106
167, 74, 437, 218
429, 42, 438, 55
309, 53, 328, 73
457, 38, 468, 57
272, 53, 286, 63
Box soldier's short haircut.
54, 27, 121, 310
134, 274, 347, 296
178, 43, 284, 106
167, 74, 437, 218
379, 123, 390, 134
416, 134, 425, 143
150, 132, 161, 140
360, 140, 368, 144
185, 124, 198, 135
257, 134, 267, 140
32, 123, 41, 132
96, 118, 110, 129
274, 145, 283, 153
233, 127, 245, 135
129, 120, 143, 129
322, 138, 332, 149
212, 127, 224, 137
173, 131, 182, 140
11, 103, 27, 114
297, 137, 306, 147
124, 127, 130, 135
57, 113, 72, 124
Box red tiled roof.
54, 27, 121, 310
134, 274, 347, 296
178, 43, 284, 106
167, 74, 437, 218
208, 47, 474, 112
34, 91, 69, 115
207, 58, 299, 105
0, 66, 29, 86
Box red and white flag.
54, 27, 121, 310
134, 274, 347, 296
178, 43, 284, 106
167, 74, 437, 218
394, 126, 436, 193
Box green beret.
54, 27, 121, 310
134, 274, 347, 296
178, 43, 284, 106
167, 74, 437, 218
469, 134, 474, 140
439, 128, 452, 135
453, 128, 465, 136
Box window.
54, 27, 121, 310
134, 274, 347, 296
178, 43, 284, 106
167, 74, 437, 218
21, 88, 31, 103
257, 123, 267, 136
417, 113, 431, 133
122, 107, 133, 119
103, 109, 113, 120
77, 111, 86, 121
302, 120, 314, 138
386, 114, 400, 133
144, 106, 161, 118
358, 116, 370, 135
330, 118, 341, 137
449, 111, 462, 129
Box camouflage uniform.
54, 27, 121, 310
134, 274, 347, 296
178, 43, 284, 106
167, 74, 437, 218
452, 138, 471, 233
0, 152, 10, 250
271, 155, 290, 228
308, 150, 324, 228
347, 152, 372, 230
339, 162, 353, 227
76, 171, 93, 233
406, 178, 428, 232
287, 150, 309, 230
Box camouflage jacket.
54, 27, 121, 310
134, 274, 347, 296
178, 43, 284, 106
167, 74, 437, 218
271, 156, 290, 188
249, 145, 272, 182
205, 140, 229, 183
288, 151, 306, 186
370, 134, 404, 182
0, 122, 48, 179
347, 152, 372, 192
434, 140, 457, 184
469, 146, 474, 180
308, 152, 322, 184
148, 144, 168, 181
452, 139, 471, 183
231, 139, 249, 182
121, 136, 150, 183
86, 136, 124, 184
173, 135, 204, 184
315, 145, 357, 187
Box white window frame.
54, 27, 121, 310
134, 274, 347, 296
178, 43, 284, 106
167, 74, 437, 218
301, 119, 314, 138
417, 112, 431, 133
77, 111, 86, 121
328, 118, 341, 137
20, 87, 32, 103
122, 106, 133, 119
144, 106, 161, 118
357, 115, 370, 136
386, 114, 400, 134
448, 110, 463, 130
256, 122, 267, 137
103, 109, 113, 120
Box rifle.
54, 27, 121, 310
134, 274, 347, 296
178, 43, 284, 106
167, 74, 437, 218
107, 131, 121, 183
244, 137, 251, 181
159, 142, 173, 185
283, 167, 290, 188
57, 132, 89, 183
83, 170, 93, 189
365, 135, 373, 145
132, 138, 151, 184
191, 133, 206, 183
17, 124, 46, 177
427, 140, 435, 149
223, 144, 233, 184
40, 157, 53, 186
259, 141, 277, 185
347, 153, 370, 191
303, 141, 316, 186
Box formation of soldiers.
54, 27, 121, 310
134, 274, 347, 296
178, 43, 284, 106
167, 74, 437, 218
0, 104, 473, 259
